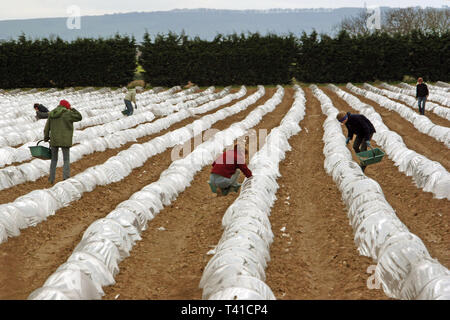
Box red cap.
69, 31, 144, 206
59, 100, 71, 109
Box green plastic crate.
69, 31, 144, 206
356, 147, 385, 166
29, 140, 52, 160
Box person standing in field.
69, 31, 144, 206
337, 111, 376, 172
44, 100, 82, 184
210, 142, 252, 196
122, 87, 143, 116
416, 77, 429, 115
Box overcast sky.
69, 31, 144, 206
0, 0, 448, 20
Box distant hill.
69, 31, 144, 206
0, 7, 394, 42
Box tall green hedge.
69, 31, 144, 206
0, 30, 448, 88
139, 32, 297, 86
0, 34, 136, 88
140, 30, 449, 86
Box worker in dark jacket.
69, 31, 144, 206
210, 143, 252, 196
44, 100, 82, 184
337, 111, 376, 172
416, 77, 429, 115
34, 103, 49, 120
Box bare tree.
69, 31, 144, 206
334, 9, 373, 36
337, 7, 450, 35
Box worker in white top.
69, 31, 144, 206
122, 87, 143, 116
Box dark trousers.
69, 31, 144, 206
35, 111, 48, 120
418, 96, 426, 115
49, 146, 70, 184
353, 133, 373, 172
123, 99, 133, 116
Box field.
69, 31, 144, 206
0, 83, 448, 300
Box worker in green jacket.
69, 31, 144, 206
122, 87, 143, 116
44, 99, 82, 184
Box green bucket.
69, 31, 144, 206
356, 147, 385, 166
29, 140, 52, 160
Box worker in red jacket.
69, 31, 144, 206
210, 143, 252, 196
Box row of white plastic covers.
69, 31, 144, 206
0, 85, 260, 243
399, 82, 450, 94
199, 85, 306, 300
379, 82, 450, 108
312, 84, 450, 300
364, 83, 450, 121
0, 87, 242, 189
346, 83, 450, 148
330, 84, 450, 200
0, 85, 176, 135
0, 89, 236, 190
0, 86, 192, 148
0, 89, 221, 167
0, 86, 131, 126
436, 81, 450, 88
27, 85, 285, 299
0, 86, 224, 168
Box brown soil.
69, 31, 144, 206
0, 86, 448, 301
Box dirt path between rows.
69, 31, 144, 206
0, 89, 249, 205
0, 88, 265, 299
101, 88, 293, 300
323, 87, 449, 270
264, 87, 387, 299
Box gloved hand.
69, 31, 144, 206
44, 137, 50, 142
345, 137, 350, 145
366, 141, 371, 148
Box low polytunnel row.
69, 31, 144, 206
0, 85, 181, 132
329, 84, 450, 200
0, 87, 247, 191
26, 85, 285, 299
363, 83, 450, 122
0, 86, 196, 148
199, 85, 306, 300
0, 86, 206, 165
311, 84, 450, 300
380, 82, 450, 108
345, 84, 450, 147
0, 85, 263, 243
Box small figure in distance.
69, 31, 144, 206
337, 111, 376, 173
184, 81, 195, 89
34, 103, 49, 120
416, 77, 429, 115
122, 86, 143, 116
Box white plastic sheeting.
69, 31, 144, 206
0, 87, 246, 190
312, 84, 450, 300
0, 86, 208, 163
363, 83, 450, 121
0, 86, 189, 146
329, 84, 450, 200
28, 85, 285, 300
380, 82, 450, 107
0, 86, 261, 244
200, 85, 306, 300
346, 83, 450, 147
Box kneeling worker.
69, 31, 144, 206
210, 142, 252, 196
337, 111, 376, 172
